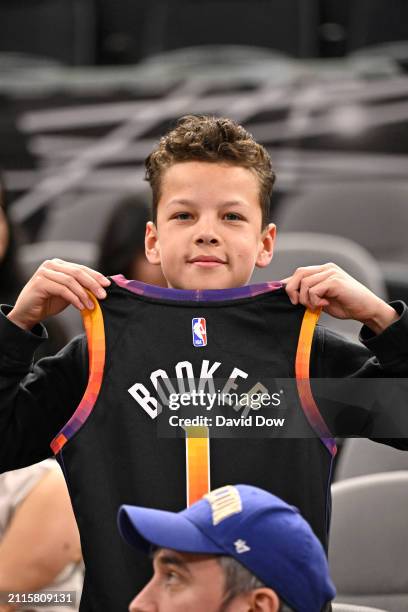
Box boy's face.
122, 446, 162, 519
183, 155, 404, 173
145, 161, 276, 290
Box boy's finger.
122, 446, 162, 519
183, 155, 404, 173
78, 264, 111, 286
41, 268, 96, 309
284, 265, 335, 304
51, 263, 109, 300
309, 292, 330, 308
44, 278, 89, 311
299, 269, 333, 306
285, 265, 324, 292
75, 268, 109, 299
287, 263, 338, 287
301, 279, 334, 310
45, 260, 111, 292
283, 283, 299, 305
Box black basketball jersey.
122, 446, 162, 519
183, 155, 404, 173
50, 275, 336, 612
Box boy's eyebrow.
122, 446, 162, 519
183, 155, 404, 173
166, 199, 249, 208
166, 199, 194, 207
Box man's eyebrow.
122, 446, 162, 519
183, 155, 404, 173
154, 551, 192, 575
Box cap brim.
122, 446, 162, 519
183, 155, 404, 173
118, 505, 223, 555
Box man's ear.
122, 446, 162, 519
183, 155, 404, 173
255, 223, 276, 268
145, 221, 161, 265
247, 587, 280, 612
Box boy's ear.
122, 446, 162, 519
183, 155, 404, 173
145, 221, 162, 265
255, 223, 276, 268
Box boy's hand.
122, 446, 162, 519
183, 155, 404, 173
7, 259, 111, 331
282, 263, 399, 335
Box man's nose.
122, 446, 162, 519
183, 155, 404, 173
128, 580, 157, 612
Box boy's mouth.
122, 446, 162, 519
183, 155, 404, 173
188, 255, 227, 268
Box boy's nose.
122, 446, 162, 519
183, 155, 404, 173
193, 216, 222, 245
195, 234, 219, 245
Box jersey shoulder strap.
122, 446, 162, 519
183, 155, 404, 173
295, 308, 337, 457
51, 292, 105, 454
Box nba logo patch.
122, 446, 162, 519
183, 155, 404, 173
192, 317, 207, 347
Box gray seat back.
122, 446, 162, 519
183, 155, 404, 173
335, 438, 408, 481
329, 472, 408, 612
276, 182, 408, 264
38, 192, 150, 244
333, 604, 389, 612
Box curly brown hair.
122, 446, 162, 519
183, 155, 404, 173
145, 115, 276, 229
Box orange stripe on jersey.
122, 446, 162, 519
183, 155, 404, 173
185, 427, 210, 507
295, 308, 337, 456
50, 292, 106, 454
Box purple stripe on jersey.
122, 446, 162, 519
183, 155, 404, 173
111, 274, 283, 301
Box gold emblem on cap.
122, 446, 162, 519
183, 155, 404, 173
204, 485, 242, 525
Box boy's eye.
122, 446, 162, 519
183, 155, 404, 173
174, 212, 192, 220
224, 212, 242, 221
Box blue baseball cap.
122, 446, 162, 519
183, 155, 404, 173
118, 484, 336, 612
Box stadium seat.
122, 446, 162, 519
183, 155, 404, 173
141, 0, 320, 59
38, 190, 151, 244
332, 604, 388, 612
96, 0, 150, 64
349, 40, 408, 73
250, 231, 387, 340
19, 241, 98, 279
379, 261, 408, 309
317, 0, 349, 58
329, 472, 408, 612
275, 182, 408, 265
334, 438, 408, 481
347, 0, 408, 53
0, 0, 96, 65
275, 182, 408, 303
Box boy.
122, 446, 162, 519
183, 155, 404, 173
0, 115, 407, 611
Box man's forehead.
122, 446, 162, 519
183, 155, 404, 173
154, 548, 184, 561
154, 547, 218, 567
